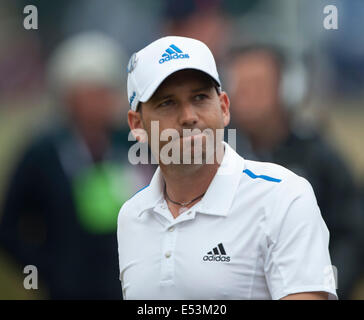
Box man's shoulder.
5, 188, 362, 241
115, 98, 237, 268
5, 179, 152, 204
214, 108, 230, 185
241, 158, 314, 199
242, 158, 298, 184
241, 159, 319, 225
117, 184, 151, 220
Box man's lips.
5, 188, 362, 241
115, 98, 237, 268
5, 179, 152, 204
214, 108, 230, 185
163, 129, 212, 143
181, 132, 205, 141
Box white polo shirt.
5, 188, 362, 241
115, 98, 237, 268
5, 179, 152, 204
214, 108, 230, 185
117, 142, 338, 300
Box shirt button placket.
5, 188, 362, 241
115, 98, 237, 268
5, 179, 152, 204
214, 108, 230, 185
160, 224, 178, 285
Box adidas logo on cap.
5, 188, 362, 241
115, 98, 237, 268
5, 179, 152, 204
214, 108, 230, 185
203, 243, 230, 262
159, 44, 190, 64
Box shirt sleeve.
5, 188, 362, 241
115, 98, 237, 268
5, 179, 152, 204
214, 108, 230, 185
264, 176, 338, 300
117, 202, 127, 280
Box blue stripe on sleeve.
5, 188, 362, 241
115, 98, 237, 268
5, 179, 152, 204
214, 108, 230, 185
243, 169, 282, 183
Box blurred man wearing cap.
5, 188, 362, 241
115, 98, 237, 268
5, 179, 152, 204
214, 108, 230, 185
0, 32, 152, 299
117, 36, 337, 300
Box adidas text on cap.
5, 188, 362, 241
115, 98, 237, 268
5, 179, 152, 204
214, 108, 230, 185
127, 36, 221, 111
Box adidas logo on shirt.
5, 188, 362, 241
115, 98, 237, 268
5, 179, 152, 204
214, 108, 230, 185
203, 243, 230, 262
159, 44, 190, 64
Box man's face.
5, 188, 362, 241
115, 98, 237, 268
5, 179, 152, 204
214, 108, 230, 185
228, 51, 281, 132
128, 69, 230, 165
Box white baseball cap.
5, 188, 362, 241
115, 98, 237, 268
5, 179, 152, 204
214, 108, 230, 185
48, 31, 126, 96
127, 36, 221, 111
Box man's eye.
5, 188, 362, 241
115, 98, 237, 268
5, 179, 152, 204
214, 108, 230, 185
159, 100, 173, 108
194, 94, 208, 101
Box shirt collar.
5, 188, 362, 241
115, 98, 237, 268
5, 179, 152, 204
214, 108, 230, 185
136, 166, 164, 217
137, 142, 245, 217
196, 142, 245, 216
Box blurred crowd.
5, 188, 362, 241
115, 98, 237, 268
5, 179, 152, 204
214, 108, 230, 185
1, 0, 364, 299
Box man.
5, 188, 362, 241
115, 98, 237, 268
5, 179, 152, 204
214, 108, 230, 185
226, 44, 364, 299
117, 36, 338, 300
0, 32, 152, 299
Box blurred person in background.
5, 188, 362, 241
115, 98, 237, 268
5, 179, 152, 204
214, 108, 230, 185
0, 32, 152, 299
226, 44, 364, 299
161, 0, 264, 65
162, 0, 232, 64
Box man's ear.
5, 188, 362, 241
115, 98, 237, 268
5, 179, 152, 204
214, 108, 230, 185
219, 91, 231, 127
128, 109, 148, 143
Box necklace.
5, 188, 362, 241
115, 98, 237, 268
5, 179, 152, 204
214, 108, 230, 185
164, 185, 205, 207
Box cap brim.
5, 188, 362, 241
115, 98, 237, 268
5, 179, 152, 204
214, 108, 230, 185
139, 64, 221, 104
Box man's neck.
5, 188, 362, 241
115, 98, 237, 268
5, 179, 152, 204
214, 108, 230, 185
74, 123, 110, 162
160, 145, 225, 218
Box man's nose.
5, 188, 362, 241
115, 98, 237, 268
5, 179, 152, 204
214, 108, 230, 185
178, 102, 199, 127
